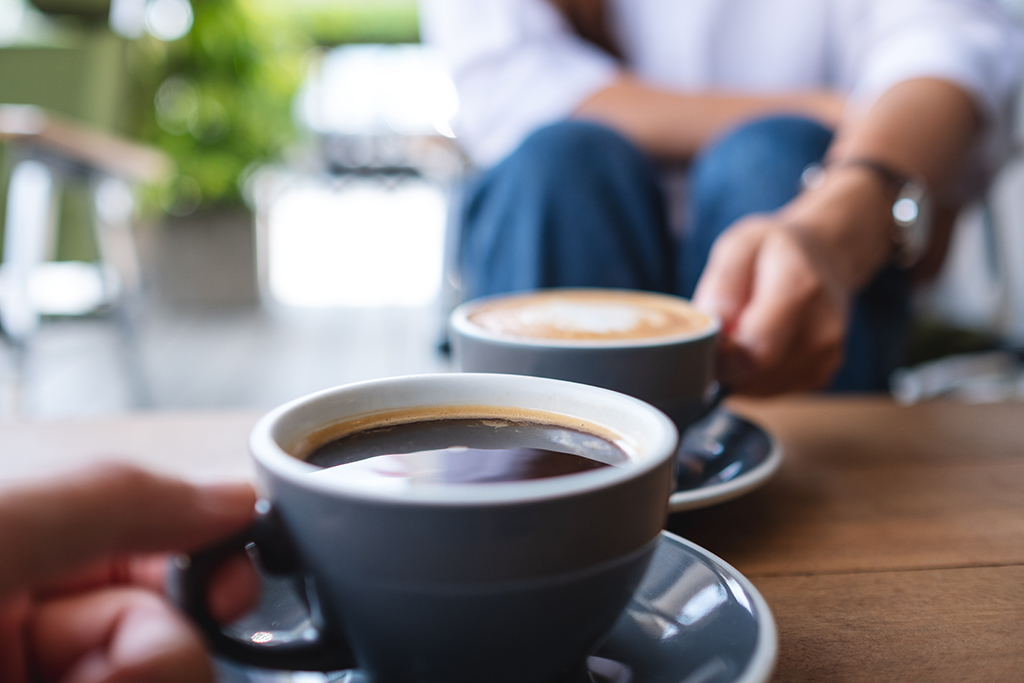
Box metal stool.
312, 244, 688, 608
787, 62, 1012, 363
0, 104, 171, 413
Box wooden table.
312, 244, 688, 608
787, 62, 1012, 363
670, 396, 1024, 682
2, 396, 1023, 681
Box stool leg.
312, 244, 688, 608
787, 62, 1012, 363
93, 176, 142, 296
1, 159, 57, 415
1, 159, 55, 342
92, 174, 151, 407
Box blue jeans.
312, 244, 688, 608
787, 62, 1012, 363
458, 117, 910, 392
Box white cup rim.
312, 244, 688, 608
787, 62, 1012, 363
249, 373, 678, 506
450, 288, 720, 350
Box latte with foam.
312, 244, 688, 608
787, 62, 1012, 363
465, 289, 711, 342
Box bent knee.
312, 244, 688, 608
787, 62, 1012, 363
690, 115, 834, 209
507, 120, 647, 180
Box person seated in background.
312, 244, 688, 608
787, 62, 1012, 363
0, 466, 256, 683
418, 0, 1024, 394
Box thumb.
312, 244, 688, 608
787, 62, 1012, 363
692, 223, 764, 334
0, 464, 255, 600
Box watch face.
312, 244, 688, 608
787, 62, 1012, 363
893, 196, 920, 224
802, 158, 933, 268
891, 179, 931, 267
892, 179, 928, 228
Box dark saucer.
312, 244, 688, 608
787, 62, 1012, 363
218, 531, 776, 683
670, 409, 782, 512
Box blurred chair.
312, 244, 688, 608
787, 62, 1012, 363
0, 104, 172, 412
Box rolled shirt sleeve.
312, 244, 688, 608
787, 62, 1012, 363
838, 0, 1024, 198
418, 0, 620, 168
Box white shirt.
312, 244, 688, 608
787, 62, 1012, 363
419, 0, 1024, 195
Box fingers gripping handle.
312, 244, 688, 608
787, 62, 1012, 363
169, 503, 355, 672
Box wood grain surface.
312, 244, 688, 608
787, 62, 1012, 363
667, 396, 1024, 682
757, 565, 1024, 682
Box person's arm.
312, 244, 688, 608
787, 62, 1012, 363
691, 77, 980, 394
574, 75, 846, 161
0, 465, 256, 683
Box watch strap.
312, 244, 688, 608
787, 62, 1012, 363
832, 158, 909, 198
800, 158, 931, 268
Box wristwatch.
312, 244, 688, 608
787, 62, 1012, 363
801, 159, 933, 268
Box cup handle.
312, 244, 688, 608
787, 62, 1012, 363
168, 503, 356, 672
694, 381, 731, 424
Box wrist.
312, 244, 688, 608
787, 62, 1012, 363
778, 164, 896, 289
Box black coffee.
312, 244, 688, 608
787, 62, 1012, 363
305, 417, 630, 484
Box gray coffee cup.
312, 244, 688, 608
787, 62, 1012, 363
450, 288, 721, 432
175, 373, 677, 683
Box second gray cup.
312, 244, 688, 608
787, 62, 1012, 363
450, 288, 720, 431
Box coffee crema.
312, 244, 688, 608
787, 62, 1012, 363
465, 289, 711, 342
303, 416, 631, 487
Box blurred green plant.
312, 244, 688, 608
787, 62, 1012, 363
126, 0, 419, 215
126, 0, 311, 215
280, 0, 418, 46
